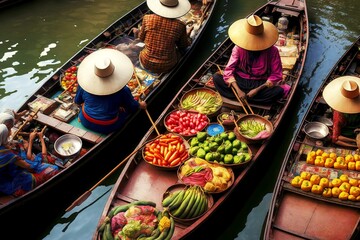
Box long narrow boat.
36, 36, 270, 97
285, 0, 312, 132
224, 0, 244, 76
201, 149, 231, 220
93, 0, 309, 239
264, 36, 360, 240
0, 0, 216, 230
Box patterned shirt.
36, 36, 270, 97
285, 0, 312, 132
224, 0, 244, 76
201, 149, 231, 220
138, 14, 191, 74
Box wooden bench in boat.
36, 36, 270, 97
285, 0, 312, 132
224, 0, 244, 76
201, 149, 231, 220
221, 96, 272, 111
34, 112, 104, 144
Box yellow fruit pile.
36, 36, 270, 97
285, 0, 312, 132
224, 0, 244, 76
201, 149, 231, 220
291, 171, 360, 201
306, 149, 360, 170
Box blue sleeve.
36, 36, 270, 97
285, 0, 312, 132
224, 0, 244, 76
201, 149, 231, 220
74, 85, 84, 104
121, 87, 140, 113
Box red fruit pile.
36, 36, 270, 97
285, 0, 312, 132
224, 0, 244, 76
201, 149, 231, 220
165, 110, 209, 136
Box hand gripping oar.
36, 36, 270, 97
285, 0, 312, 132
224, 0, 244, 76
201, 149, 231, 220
65, 142, 145, 212
11, 108, 40, 140
133, 67, 160, 136
215, 64, 254, 115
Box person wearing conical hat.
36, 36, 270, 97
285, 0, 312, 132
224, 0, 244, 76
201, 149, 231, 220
132, 0, 193, 74
74, 48, 147, 134
213, 15, 290, 104
322, 76, 360, 149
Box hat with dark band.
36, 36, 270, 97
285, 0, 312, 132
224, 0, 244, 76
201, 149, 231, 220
147, 0, 191, 19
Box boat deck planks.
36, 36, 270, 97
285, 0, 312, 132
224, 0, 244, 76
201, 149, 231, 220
273, 192, 360, 240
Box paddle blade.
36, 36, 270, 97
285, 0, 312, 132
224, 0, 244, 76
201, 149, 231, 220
66, 190, 92, 212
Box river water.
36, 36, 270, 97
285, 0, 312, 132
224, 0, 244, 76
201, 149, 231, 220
0, 0, 359, 239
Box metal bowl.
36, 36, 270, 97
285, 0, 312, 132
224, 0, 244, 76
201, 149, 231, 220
304, 122, 329, 139
54, 134, 82, 158
313, 116, 333, 127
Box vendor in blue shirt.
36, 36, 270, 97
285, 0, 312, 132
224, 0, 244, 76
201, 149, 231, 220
75, 48, 147, 134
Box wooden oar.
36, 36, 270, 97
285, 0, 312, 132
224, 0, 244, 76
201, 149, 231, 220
216, 63, 254, 115
230, 110, 240, 130
65, 142, 146, 212
231, 87, 250, 115
11, 108, 40, 139
59, 79, 77, 97
133, 67, 160, 136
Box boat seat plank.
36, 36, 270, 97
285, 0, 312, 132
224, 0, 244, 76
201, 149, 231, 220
35, 112, 103, 143
275, 192, 360, 240
221, 96, 272, 111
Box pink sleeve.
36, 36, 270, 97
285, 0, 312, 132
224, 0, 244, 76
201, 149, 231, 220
223, 46, 240, 84
267, 46, 283, 84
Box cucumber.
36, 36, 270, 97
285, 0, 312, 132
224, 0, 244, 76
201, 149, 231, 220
163, 217, 175, 240
132, 200, 156, 207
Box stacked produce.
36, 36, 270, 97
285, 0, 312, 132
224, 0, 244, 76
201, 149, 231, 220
162, 185, 209, 220
290, 171, 360, 201
238, 118, 271, 140
306, 149, 360, 170
98, 200, 175, 240
217, 112, 238, 126
60, 65, 78, 93
178, 157, 233, 193
189, 131, 251, 165
180, 88, 222, 115
164, 110, 209, 136
143, 133, 189, 168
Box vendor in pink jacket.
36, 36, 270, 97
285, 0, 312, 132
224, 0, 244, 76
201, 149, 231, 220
213, 15, 290, 104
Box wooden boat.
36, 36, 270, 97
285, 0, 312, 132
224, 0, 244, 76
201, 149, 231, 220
93, 0, 309, 239
0, 0, 216, 230
263, 36, 360, 240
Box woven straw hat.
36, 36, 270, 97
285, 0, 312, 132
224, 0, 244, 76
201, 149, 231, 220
77, 48, 133, 96
228, 15, 279, 51
147, 0, 191, 19
322, 76, 360, 114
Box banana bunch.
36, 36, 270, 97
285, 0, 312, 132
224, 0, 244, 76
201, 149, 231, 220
162, 185, 208, 219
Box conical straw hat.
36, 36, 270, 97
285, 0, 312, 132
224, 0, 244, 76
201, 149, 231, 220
228, 15, 279, 51
322, 76, 360, 114
147, 0, 191, 19
77, 48, 133, 96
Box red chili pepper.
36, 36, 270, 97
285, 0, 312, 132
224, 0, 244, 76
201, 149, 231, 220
144, 156, 153, 162
145, 151, 154, 157
170, 157, 181, 166
180, 151, 188, 161
153, 148, 160, 153
179, 144, 185, 153
154, 152, 164, 161
168, 150, 179, 163
158, 142, 168, 147
176, 142, 181, 151
168, 140, 179, 145
160, 145, 164, 155
164, 150, 172, 162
